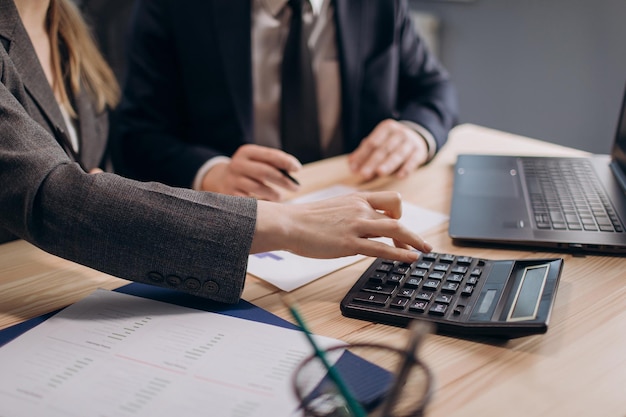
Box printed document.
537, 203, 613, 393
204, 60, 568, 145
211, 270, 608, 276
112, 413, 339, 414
0, 289, 343, 417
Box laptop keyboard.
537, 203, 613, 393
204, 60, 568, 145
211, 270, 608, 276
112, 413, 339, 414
523, 158, 624, 232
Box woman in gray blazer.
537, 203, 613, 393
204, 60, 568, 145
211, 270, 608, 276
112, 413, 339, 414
0, 0, 432, 303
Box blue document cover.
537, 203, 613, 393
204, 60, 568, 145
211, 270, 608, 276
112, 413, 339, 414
0, 282, 297, 347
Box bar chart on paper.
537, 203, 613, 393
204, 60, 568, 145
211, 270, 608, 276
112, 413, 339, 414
0, 289, 342, 417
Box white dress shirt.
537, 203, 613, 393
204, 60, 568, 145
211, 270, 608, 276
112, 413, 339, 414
252, 0, 341, 154
59, 103, 79, 153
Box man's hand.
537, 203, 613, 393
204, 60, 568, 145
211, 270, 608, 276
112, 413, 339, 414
348, 119, 429, 181
201, 144, 301, 201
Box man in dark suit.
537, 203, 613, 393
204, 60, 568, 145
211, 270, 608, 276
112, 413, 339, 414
115, 0, 458, 201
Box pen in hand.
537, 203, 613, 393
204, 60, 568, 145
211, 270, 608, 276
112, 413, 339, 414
279, 169, 300, 186
281, 294, 366, 417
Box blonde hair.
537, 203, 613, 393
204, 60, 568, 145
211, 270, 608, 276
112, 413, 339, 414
47, 0, 120, 116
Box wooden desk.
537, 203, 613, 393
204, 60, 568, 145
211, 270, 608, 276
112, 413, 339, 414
1, 124, 624, 416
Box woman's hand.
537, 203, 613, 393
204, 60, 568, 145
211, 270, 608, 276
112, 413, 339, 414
251, 191, 432, 264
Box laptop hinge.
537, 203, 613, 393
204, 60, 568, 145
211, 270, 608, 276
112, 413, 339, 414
610, 161, 626, 194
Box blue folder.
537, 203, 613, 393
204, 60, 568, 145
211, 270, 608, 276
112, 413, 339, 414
0, 282, 297, 347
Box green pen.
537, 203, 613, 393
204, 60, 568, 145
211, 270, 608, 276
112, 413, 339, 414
282, 295, 367, 417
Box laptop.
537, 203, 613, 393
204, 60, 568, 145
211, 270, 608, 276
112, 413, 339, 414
449, 87, 626, 254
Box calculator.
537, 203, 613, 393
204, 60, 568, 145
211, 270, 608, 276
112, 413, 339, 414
340, 252, 563, 339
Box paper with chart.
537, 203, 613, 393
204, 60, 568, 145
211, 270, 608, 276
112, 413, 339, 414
0, 289, 343, 417
247, 185, 448, 291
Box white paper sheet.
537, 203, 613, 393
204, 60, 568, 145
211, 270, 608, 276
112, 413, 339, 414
0, 289, 343, 417
247, 185, 448, 291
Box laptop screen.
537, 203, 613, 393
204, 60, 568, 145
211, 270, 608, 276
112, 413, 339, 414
610, 85, 626, 186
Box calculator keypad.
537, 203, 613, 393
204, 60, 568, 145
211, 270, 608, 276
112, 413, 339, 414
350, 252, 485, 319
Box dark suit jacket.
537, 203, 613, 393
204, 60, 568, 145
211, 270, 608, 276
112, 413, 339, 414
114, 0, 458, 188
0, 0, 256, 303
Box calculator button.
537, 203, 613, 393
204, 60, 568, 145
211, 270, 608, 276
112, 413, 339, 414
415, 292, 433, 302
450, 265, 468, 274
441, 282, 460, 293
409, 300, 428, 313
376, 263, 393, 272
434, 263, 450, 272
435, 294, 453, 304
354, 292, 388, 306
461, 285, 475, 297
429, 303, 448, 316
439, 254, 456, 263
404, 277, 422, 288
456, 256, 473, 265
421, 253, 437, 262
466, 276, 479, 285
470, 267, 483, 276
422, 280, 440, 291
363, 282, 396, 295
387, 274, 404, 284
397, 288, 415, 298
447, 274, 464, 283
369, 272, 387, 283
390, 297, 409, 309
392, 267, 409, 276
410, 269, 427, 278
428, 271, 445, 280
416, 261, 432, 269
453, 305, 465, 315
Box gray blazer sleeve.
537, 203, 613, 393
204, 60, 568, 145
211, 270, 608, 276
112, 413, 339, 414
0, 48, 257, 304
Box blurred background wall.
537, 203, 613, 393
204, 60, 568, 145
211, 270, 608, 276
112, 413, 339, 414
410, 0, 626, 154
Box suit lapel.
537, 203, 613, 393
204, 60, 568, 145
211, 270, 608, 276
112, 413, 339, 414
334, 0, 363, 147
0, 0, 14, 51
0, 0, 67, 137
211, 0, 254, 142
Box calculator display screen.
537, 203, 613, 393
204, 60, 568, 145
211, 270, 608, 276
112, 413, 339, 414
507, 265, 549, 322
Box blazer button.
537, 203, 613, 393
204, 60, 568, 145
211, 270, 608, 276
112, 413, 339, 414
166, 275, 182, 287
203, 280, 219, 295
147, 271, 164, 283
184, 277, 201, 291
